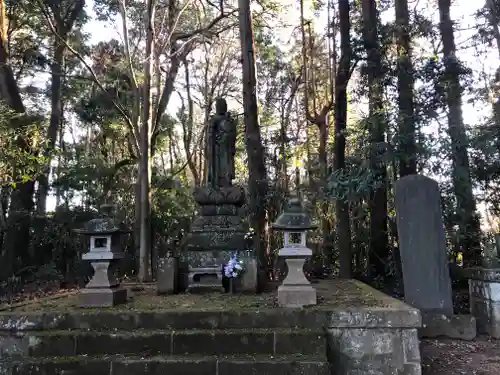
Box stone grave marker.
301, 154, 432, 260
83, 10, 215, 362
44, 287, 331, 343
394, 174, 453, 315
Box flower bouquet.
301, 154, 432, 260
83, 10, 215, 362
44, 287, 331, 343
223, 254, 245, 293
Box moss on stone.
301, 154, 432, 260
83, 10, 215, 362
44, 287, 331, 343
1, 279, 406, 314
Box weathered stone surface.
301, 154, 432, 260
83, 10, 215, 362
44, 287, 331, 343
468, 270, 500, 338
112, 357, 217, 375
10, 356, 330, 375
0, 279, 423, 375
12, 358, 111, 375
156, 257, 178, 295
394, 174, 453, 315
79, 286, 127, 308
186, 230, 247, 251
75, 331, 172, 356
240, 256, 258, 293
278, 284, 316, 308
217, 358, 331, 375
469, 277, 500, 301
193, 186, 245, 206
468, 272, 500, 338
419, 312, 476, 340
274, 331, 326, 356
172, 330, 274, 355
327, 327, 421, 375
467, 267, 500, 281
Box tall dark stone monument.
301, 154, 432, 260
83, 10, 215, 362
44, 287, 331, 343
182, 98, 250, 292
394, 174, 453, 315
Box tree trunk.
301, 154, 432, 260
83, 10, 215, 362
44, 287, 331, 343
334, 0, 352, 278
395, 0, 417, 177
438, 0, 482, 265
238, 0, 268, 290
362, 0, 389, 281
138, 0, 155, 282
37, 43, 65, 214
0, 0, 34, 279
486, 0, 500, 126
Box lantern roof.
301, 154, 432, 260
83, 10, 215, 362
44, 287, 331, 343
272, 198, 317, 231
74, 204, 130, 235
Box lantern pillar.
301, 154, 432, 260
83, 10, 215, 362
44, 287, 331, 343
273, 198, 317, 308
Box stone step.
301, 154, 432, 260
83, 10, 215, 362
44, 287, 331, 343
8, 329, 327, 358
0, 310, 329, 332
11, 354, 331, 375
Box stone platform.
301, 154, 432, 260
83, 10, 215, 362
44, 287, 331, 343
0, 279, 422, 375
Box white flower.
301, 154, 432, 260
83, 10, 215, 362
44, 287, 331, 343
235, 264, 242, 270
232, 272, 237, 277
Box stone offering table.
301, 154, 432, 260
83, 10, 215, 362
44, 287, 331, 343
0, 279, 422, 375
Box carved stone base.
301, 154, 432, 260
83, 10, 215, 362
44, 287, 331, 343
181, 250, 257, 293
187, 266, 224, 293
278, 284, 317, 308
79, 286, 127, 308
184, 185, 252, 293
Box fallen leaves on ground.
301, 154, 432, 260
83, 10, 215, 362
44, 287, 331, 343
422, 336, 500, 375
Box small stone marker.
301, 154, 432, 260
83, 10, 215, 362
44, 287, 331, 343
273, 198, 317, 308
394, 174, 453, 315
74, 204, 128, 307
157, 255, 178, 295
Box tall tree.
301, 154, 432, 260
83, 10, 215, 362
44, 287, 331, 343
238, 0, 268, 288
395, 0, 417, 176
362, 0, 389, 280
36, 0, 85, 214
334, 0, 352, 277
438, 0, 482, 265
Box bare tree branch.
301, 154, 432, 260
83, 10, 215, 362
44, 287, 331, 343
36, 0, 140, 154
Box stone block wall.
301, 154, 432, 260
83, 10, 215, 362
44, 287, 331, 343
326, 309, 422, 375
468, 268, 500, 338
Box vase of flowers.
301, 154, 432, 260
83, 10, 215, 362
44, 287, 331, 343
224, 254, 245, 293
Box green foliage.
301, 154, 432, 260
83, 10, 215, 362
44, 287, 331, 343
0, 106, 47, 186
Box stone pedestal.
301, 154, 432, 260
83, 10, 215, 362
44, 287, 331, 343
468, 267, 500, 338
278, 248, 316, 307
80, 253, 127, 307
183, 186, 254, 292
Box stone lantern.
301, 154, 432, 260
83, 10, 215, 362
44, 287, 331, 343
74, 204, 129, 307
272, 198, 317, 307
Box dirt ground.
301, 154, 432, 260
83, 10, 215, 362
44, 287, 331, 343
421, 336, 500, 375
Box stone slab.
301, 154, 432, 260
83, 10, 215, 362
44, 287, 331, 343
470, 297, 500, 338
468, 273, 500, 338
419, 312, 476, 340
394, 175, 453, 316
328, 326, 421, 375
156, 257, 178, 295
469, 278, 500, 302
240, 256, 258, 293
185, 230, 247, 251
192, 186, 246, 206
0, 279, 423, 375
466, 267, 500, 282
278, 284, 317, 307
10, 356, 330, 375
79, 286, 127, 308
